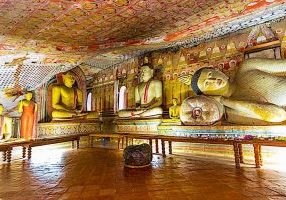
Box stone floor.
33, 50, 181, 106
1, 144, 286, 200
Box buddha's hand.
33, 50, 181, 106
74, 110, 87, 116
76, 113, 88, 117
134, 108, 147, 115
69, 110, 80, 116
178, 74, 192, 85
136, 107, 146, 111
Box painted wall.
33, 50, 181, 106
92, 19, 286, 115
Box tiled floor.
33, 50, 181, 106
1, 144, 286, 200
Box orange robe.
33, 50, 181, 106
20, 101, 36, 140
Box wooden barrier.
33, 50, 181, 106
26, 135, 81, 159
0, 144, 12, 163
157, 136, 242, 168
0, 135, 82, 163
0, 140, 30, 163
87, 131, 286, 169
3, 131, 284, 168
237, 140, 286, 168
109, 133, 242, 168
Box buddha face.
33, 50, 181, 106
172, 98, 178, 106
140, 65, 153, 82
0, 104, 3, 115
197, 68, 229, 95
63, 72, 75, 88
25, 92, 33, 101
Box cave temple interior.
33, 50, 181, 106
1, 0, 286, 200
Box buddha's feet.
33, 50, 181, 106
52, 110, 98, 120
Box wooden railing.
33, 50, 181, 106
0, 134, 84, 163
2, 131, 286, 169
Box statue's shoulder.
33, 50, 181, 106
52, 84, 62, 90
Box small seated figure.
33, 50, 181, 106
18, 92, 37, 140
169, 98, 181, 120
51, 72, 98, 120
118, 65, 163, 118
179, 58, 286, 124
0, 104, 12, 141
161, 98, 181, 124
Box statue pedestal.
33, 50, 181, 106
161, 118, 182, 126
158, 124, 286, 138
38, 120, 102, 137
115, 117, 162, 135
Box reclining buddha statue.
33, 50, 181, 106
118, 65, 163, 118
179, 58, 286, 124
51, 72, 98, 120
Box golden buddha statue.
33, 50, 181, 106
0, 104, 12, 141
169, 98, 180, 119
179, 58, 286, 124
118, 65, 163, 118
51, 72, 98, 120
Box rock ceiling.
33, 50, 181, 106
1, 0, 286, 111
1, 0, 286, 62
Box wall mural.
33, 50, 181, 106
93, 19, 286, 126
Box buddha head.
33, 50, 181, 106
192, 67, 229, 96
63, 72, 76, 88
140, 65, 153, 83
25, 92, 33, 101
0, 104, 3, 115
172, 98, 178, 106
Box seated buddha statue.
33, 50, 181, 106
179, 58, 286, 124
169, 98, 180, 119
51, 72, 98, 120
118, 65, 163, 118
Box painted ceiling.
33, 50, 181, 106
1, 0, 286, 59
1, 0, 286, 112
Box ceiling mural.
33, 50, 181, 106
1, 0, 286, 113
0, 0, 285, 55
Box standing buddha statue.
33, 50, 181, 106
18, 92, 37, 139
